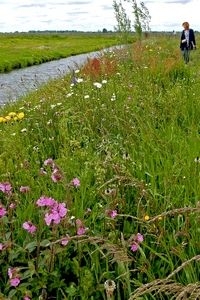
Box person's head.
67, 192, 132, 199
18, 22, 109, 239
182, 22, 189, 30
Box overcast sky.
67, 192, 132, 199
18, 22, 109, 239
0, 0, 199, 33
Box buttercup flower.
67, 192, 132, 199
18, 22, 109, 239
17, 112, 25, 120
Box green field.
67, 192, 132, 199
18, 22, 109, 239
0, 34, 200, 299
0, 32, 130, 73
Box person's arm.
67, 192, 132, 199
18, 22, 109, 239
190, 29, 196, 49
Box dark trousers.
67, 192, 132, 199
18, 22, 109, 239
182, 48, 190, 64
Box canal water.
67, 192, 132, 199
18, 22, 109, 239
0, 47, 117, 106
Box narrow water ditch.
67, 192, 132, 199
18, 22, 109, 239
0, 46, 120, 106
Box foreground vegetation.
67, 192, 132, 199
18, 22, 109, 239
0, 32, 127, 73
0, 35, 200, 299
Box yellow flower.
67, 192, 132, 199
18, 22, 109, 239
0, 116, 6, 123
5, 115, 11, 121
8, 112, 17, 117
17, 112, 25, 120
144, 215, 150, 221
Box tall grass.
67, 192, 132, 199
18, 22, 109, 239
0, 34, 200, 299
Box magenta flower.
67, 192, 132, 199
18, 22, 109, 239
36, 196, 56, 207
0, 182, 12, 194
20, 186, 30, 193
107, 209, 118, 219
130, 233, 144, 252
77, 226, 86, 235
8, 268, 21, 287
71, 177, 80, 187
10, 277, 21, 287
22, 221, 37, 234
135, 233, 144, 243
44, 202, 67, 226
0, 205, 7, 217
130, 242, 139, 252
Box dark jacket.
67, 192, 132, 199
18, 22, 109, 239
180, 29, 196, 50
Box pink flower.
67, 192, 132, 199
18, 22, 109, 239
44, 202, 67, 226
107, 209, 118, 219
135, 233, 144, 243
20, 186, 30, 193
24, 296, 31, 300
0, 243, 4, 250
0, 182, 12, 194
0, 205, 7, 217
61, 236, 69, 246
22, 221, 37, 234
71, 177, 80, 187
131, 242, 139, 252
44, 158, 55, 167
10, 277, 21, 287
36, 196, 56, 207
9, 203, 16, 209
76, 219, 87, 235
77, 227, 86, 235
130, 233, 144, 252
8, 268, 21, 287
51, 168, 62, 182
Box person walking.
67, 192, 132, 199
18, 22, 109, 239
180, 22, 196, 64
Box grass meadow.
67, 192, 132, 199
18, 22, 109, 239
0, 34, 200, 299
0, 32, 125, 73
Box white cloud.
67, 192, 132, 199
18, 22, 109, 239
0, 0, 199, 32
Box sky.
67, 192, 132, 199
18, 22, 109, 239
0, 0, 199, 33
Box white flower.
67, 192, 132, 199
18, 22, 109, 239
66, 93, 73, 97
77, 78, 83, 83
93, 82, 102, 89
84, 95, 90, 99
21, 128, 27, 133
102, 79, 107, 84
74, 69, 80, 73
111, 93, 116, 101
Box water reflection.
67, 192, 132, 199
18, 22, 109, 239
0, 48, 116, 106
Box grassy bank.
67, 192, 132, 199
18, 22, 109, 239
0, 35, 200, 299
0, 32, 129, 73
